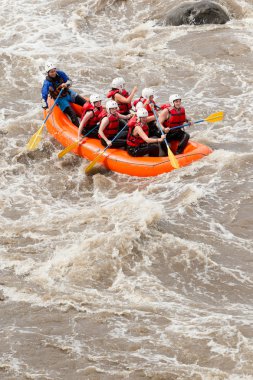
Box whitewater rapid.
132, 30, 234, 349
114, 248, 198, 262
0, 0, 253, 379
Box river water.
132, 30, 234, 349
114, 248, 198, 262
0, 0, 253, 379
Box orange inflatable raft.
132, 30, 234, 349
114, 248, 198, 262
45, 100, 213, 177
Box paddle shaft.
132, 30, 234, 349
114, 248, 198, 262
43, 88, 64, 125
151, 105, 180, 169
169, 112, 223, 132
151, 106, 171, 151
58, 124, 100, 158
85, 123, 128, 173
169, 119, 203, 132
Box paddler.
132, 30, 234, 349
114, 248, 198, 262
127, 108, 165, 157
158, 94, 193, 154
41, 62, 86, 127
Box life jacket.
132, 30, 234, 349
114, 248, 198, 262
99, 111, 119, 139
164, 107, 186, 129
145, 101, 159, 116
128, 115, 137, 128
160, 103, 172, 110
133, 97, 159, 116
81, 102, 103, 131
107, 88, 131, 114
127, 121, 149, 147
133, 97, 145, 108
47, 74, 68, 99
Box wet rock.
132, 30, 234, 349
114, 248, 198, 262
163, 1, 230, 26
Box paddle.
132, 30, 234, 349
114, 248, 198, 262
151, 105, 180, 169
26, 89, 64, 151
58, 124, 99, 159
84, 124, 128, 174
169, 111, 224, 132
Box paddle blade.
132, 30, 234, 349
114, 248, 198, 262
58, 141, 79, 159
205, 111, 224, 123
85, 152, 103, 174
167, 146, 180, 169
26, 124, 44, 151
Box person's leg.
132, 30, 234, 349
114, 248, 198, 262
176, 130, 190, 154
68, 90, 86, 107
148, 143, 159, 157
127, 143, 159, 157
119, 119, 128, 131
148, 121, 160, 137
165, 129, 184, 153
127, 144, 149, 157
111, 139, 127, 148
100, 137, 126, 148
58, 94, 80, 126
83, 126, 99, 138
160, 139, 169, 154
117, 128, 128, 140
64, 106, 80, 127
74, 95, 86, 107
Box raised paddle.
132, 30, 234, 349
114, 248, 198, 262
151, 105, 180, 169
26, 88, 64, 151
169, 111, 224, 132
58, 124, 99, 159
84, 125, 128, 174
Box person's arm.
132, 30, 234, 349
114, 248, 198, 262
114, 86, 138, 104
158, 109, 170, 133
117, 113, 132, 120
135, 126, 166, 144
185, 114, 194, 126
98, 117, 112, 146
78, 111, 93, 142
57, 71, 72, 88
147, 115, 155, 123
41, 81, 50, 109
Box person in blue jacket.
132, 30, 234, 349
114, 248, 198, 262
41, 62, 86, 126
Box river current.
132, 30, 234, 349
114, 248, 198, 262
0, 0, 253, 379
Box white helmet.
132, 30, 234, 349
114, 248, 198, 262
169, 94, 181, 105
142, 88, 155, 100
135, 101, 144, 110
90, 94, 102, 104
44, 62, 56, 73
111, 77, 125, 90
137, 108, 148, 118
106, 100, 118, 113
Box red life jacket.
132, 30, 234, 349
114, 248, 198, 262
127, 121, 149, 147
81, 103, 103, 131
133, 97, 145, 107
133, 97, 159, 116
107, 89, 131, 114
128, 115, 137, 128
145, 100, 159, 116
99, 111, 119, 139
160, 103, 172, 110
164, 107, 186, 128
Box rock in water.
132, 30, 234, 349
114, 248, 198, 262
164, 1, 230, 26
